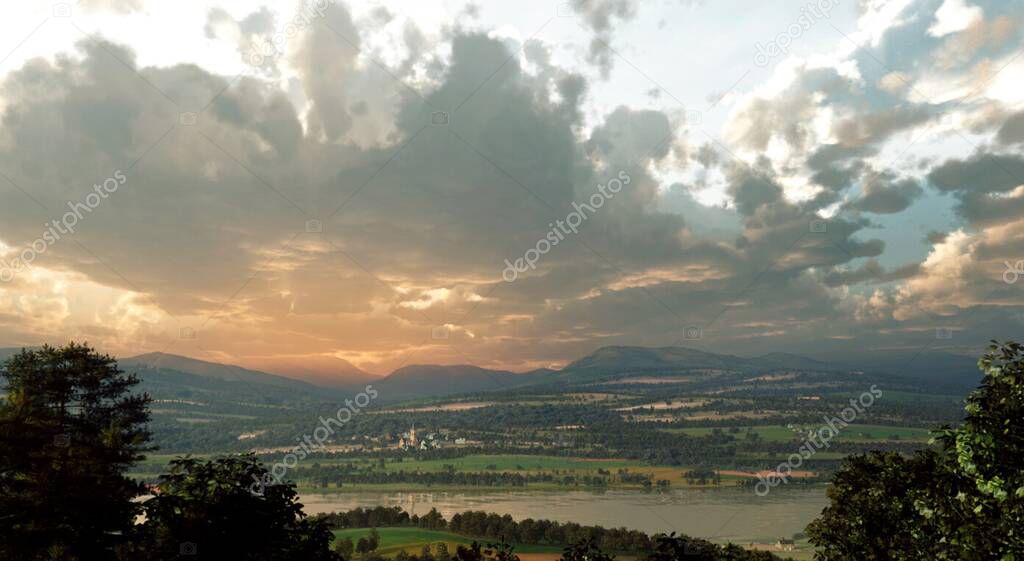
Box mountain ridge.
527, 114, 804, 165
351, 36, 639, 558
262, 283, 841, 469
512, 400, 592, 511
121, 352, 318, 391
1, 343, 981, 401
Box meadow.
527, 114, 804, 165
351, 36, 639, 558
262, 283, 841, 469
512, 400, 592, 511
661, 424, 932, 444
332, 527, 565, 556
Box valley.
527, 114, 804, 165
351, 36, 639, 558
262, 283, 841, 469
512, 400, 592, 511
4, 342, 962, 558
0, 342, 987, 559
103, 342, 967, 554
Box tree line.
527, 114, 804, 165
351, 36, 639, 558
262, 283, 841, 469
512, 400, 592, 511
294, 463, 661, 489
313, 506, 778, 560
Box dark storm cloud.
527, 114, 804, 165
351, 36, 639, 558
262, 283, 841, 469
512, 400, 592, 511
822, 259, 920, 287
568, 0, 638, 78
925, 230, 948, 244
292, 3, 361, 142
846, 173, 924, 214
726, 164, 784, 217
926, 152, 1024, 225
928, 153, 1024, 194
997, 111, 1024, 145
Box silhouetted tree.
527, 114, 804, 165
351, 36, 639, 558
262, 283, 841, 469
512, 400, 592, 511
134, 454, 340, 561
335, 537, 356, 559
561, 539, 616, 561
454, 540, 520, 561
0, 343, 151, 561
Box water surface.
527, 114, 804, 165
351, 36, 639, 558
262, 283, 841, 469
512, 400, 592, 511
301, 486, 828, 544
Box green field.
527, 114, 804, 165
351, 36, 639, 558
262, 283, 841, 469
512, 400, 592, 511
333, 527, 563, 555
332, 527, 814, 560
132, 453, 625, 478
836, 424, 933, 442
662, 426, 797, 442
663, 424, 932, 444
363, 454, 637, 473
130, 452, 762, 489
300, 454, 761, 490
855, 390, 964, 405
307, 454, 637, 473
127, 453, 216, 481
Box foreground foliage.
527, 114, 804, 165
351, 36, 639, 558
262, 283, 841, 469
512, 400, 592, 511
0, 344, 151, 560
0, 343, 340, 561
807, 341, 1024, 560
132, 455, 341, 561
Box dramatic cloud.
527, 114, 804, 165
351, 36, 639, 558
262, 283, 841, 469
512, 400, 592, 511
0, 0, 1021, 375
204, 6, 278, 74
846, 172, 924, 214
569, 0, 639, 78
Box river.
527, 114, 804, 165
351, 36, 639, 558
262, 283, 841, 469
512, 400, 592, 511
300, 486, 828, 544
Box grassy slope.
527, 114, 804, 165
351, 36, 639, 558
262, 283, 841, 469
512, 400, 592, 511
332, 527, 812, 560
300, 454, 759, 490
332, 527, 563, 555
133, 450, 835, 490
322, 455, 638, 472
661, 424, 932, 444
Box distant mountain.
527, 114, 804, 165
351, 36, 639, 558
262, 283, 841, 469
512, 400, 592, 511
374, 364, 533, 402
809, 349, 982, 388
121, 352, 318, 391
548, 345, 842, 385
117, 352, 357, 411
552, 344, 980, 389
357, 347, 828, 402
558, 346, 745, 382
753, 351, 832, 372
0, 347, 25, 363
3, 344, 981, 406
237, 355, 378, 389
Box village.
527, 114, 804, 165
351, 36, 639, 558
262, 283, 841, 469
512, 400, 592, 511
246, 424, 474, 455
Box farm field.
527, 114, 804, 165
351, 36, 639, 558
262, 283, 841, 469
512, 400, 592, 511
332, 527, 564, 555
299, 454, 774, 490
851, 390, 965, 405
132, 452, 821, 490
127, 453, 215, 481
332, 527, 812, 560
362, 455, 636, 473
294, 454, 644, 475
662, 424, 932, 444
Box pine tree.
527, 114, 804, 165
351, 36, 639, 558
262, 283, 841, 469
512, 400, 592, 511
0, 343, 152, 560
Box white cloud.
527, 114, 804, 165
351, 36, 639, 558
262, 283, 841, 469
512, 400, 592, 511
928, 0, 984, 37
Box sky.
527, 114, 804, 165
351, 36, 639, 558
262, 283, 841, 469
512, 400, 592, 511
0, 0, 1022, 379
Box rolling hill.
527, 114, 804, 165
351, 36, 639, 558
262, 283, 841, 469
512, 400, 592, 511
121, 352, 319, 390
2, 344, 980, 405
237, 354, 378, 389
373, 364, 534, 402
119, 352, 340, 408
550, 345, 839, 384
